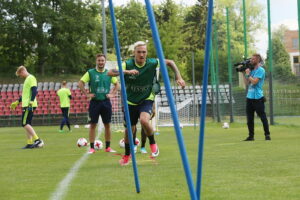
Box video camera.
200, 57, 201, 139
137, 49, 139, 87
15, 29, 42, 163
234, 58, 254, 72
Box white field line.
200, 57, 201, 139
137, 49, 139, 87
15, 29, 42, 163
50, 119, 104, 200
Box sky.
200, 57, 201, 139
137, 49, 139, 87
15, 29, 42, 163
112, 0, 298, 57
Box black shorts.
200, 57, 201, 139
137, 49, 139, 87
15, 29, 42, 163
124, 100, 154, 126
61, 107, 70, 118
21, 107, 35, 127
88, 99, 112, 124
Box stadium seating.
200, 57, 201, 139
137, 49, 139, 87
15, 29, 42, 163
0, 82, 234, 116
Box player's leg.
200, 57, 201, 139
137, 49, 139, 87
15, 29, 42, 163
21, 108, 33, 148
88, 100, 100, 154
23, 108, 42, 148
119, 105, 138, 165
59, 108, 67, 132
139, 100, 159, 157
101, 99, 116, 152
140, 128, 147, 153
65, 107, 71, 131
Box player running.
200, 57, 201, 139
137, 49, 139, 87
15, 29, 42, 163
108, 41, 185, 166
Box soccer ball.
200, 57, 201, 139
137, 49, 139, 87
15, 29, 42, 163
37, 139, 44, 148
222, 122, 229, 129
119, 138, 140, 148
77, 138, 88, 147
94, 140, 103, 150
119, 138, 125, 148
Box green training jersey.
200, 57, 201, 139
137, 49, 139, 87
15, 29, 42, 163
80, 68, 117, 101
57, 87, 71, 108
124, 58, 158, 104
22, 74, 38, 107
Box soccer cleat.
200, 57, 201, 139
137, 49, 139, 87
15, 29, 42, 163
243, 137, 254, 141
87, 148, 96, 154
134, 145, 137, 154
140, 147, 147, 154
22, 144, 33, 149
31, 139, 42, 148
150, 144, 159, 157
265, 135, 271, 140
105, 147, 116, 153
119, 155, 131, 166
58, 130, 64, 133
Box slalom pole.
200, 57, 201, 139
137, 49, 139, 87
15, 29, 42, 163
144, 1, 197, 199
196, 0, 214, 199
108, 0, 140, 193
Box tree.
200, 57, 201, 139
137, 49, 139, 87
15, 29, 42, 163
266, 28, 294, 81
0, 0, 101, 75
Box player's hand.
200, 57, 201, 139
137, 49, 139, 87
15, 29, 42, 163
10, 101, 19, 110
126, 69, 139, 75
176, 78, 186, 89
245, 68, 251, 75
106, 93, 115, 99
87, 93, 95, 100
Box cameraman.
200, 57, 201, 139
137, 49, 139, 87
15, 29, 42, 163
243, 53, 271, 141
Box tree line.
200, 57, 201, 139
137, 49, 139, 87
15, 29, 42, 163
0, 0, 293, 84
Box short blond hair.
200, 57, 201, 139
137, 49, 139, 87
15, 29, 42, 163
15, 66, 26, 77
133, 41, 147, 50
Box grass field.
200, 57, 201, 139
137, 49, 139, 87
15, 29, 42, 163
0, 123, 299, 200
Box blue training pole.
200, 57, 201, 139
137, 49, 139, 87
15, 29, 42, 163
108, 0, 140, 193
196, 0, 214, 199
144, 1, 197, 200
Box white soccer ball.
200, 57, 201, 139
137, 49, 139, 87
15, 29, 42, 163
119, 138, 140, 148
94, 140, 103, 150
222, 122, 229, 129
77, 138, 88, 147
37, 139, 44, 148
119, 138, 125, 148
74, 125, 80, 128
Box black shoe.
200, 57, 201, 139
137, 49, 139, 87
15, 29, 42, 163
243, 137, 254, 141
31, 139, 42, 148
265, 135, 271, 140
22, 144, 33, 149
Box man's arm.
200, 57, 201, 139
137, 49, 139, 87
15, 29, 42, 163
245, 69, 259, 85
107, 82, 120, 99
78, 80, 94, 99
165, 59, 185, 88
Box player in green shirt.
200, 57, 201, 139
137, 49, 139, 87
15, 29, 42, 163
57, 81, 72, 133
10, 66, 43, 149
78, 54, 119, 154
108, 41, 185, 166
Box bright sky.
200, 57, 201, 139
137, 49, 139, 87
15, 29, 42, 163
112, 0, 298, 57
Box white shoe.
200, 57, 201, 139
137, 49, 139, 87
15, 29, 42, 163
140, 147, 147, 154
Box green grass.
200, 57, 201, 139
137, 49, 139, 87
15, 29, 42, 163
0, 123, 299, 200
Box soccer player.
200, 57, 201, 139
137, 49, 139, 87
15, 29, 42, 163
108, 41, 185, 166
57, 81, 72, 133
78, 53, 119, 154
10, 66, 43, 149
